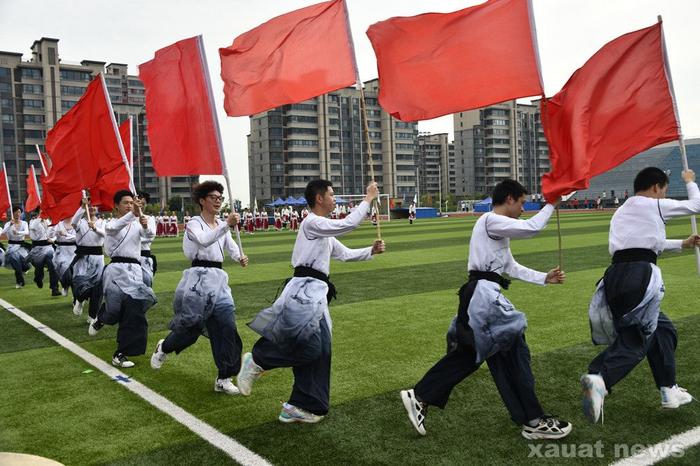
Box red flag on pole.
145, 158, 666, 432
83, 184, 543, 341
219, 0, 357, 117
366, 0, 543, 121
541, 23, 679, 202
119, 118, 132, 166
25, 165, 41, 212
0, 163, 11, 220
139, 36, 224, 176
44, 75, 131, 206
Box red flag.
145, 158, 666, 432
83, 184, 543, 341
119, 118, 132, 165
140, 36, 223, 176
44, 75, 130, 207
541, 23, 679, 202
40, 188, 82, 224
0, 164, 11, 219
25, 165, 41, 212
219, 0, 357, 117
366, 0, 542, 121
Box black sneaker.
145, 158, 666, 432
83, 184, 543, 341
522, 415, 572, 440
112, 353, 135, 368
51, 288, 61, 296
34, 276, 43, 289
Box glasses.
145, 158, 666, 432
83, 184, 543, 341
207, 195, 225, 202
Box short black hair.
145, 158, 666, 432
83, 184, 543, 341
192, 180, 224, 210
137, 190, 151, 204
492, 179, 528, 205
13, 206, 23, 213
113, 190, 135, 206
634, 167, 669, 193
305, 179, 333, 207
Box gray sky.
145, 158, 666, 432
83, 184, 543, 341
1, 0, 698, 205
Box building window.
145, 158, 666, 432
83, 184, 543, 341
0, 67, 11, 78
59, 69, 92, 81
21, 68, 42, 79
23, 99, 44, 108
1, 114, 14, 122
61, 100, 76, 111
60, 85, 85, 96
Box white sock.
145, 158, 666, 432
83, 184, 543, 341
527, 418, 540, 427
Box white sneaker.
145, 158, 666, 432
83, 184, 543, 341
88, 320, 102, 336
73, 300, 84, 316
61, 288, 68, 297
150, 339, 167, 369
237, 352, 263, 396
278, 402, 324, 424
581, 374, 608, 424
15, 283, 23, 289
112, 353, 135, 368
661, 385, 695, 409
86, 316, 95, 325
522, 416, 573, 440
400, 389, 427, 435
214, 378, 240, 395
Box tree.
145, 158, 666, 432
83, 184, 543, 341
167, 195, 183, 213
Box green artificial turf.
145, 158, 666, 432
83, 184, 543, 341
1, 212, 698, 465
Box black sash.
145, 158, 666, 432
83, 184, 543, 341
75, 245, 103, 256
32, 240, 51, 247
612, 248, 657, 265
294, 266, 337, 303
468, 270, 511, 290
110, 256, 141, 265
56, 241, 76, 246
191, 259, 222, 269
8, 239, 32, 249
141, 250, 158, 274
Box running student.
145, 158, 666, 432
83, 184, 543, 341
582, 168, 700, 423
400, 179, 572, 440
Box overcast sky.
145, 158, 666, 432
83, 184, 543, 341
1, 0, 698, 205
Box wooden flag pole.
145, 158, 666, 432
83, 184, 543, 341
196, 34, 244, 255
659, 15, 700, 275
556, 206, 563, 269
100, 73, 136, 194
2, 162, 13, 218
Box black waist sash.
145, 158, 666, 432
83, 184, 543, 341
110, 256, 141, 265
75, 245, 103, 256
8, 240, 25, 245
191, 259, 222, 269
32, 240, 51, 247
468, 270, 511, 290
294, 266, 337, 302
612, 248, 657, 265
56, 241, 76, 246
141, 250, 158, 274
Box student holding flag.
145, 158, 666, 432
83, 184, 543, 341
70, 198, 106, 320
52, 216, 77, 296
26, 208, 61, 296
150, 181, 249, 395
236, 180, 385, 423
582, 168, 700, 423
89, 190, 157, 368
137, 191, 157, 287
2, 207, 31, 288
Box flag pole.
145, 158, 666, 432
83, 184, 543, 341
35, 145, 48, 176
659, 15, 700, 275
344, 0, 381, 240
196, 34, 244, 255
99, 74, 136, 194
556, 206, 563, 269
3, 162, 13, 219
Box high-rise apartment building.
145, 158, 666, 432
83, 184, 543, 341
453, 100, 549, 196
416, 133, 456, 198
0, 37, 196, 209
247, 79, 419, 201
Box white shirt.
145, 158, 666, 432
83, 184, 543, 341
29, 218, 53, 241
609, 182, 700, 255
71, 207, 105, 247
54, 220, 76, 242
2, 221, 29, 241
467, 204, 556, 285
292, 201, 372, 276
184, 216, 241, 263
141, 216, 157, 250
105, 212, 154, 259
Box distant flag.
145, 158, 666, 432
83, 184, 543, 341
25, 165, 41, 212
367, 0, 543, 121
0, 163, 12, 220
541, 23, 679, 201
413, 193, 417, 205
139, 36, 224, 176
219, 0, 357, 116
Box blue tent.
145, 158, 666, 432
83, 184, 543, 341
267, 197, 285, 207
295, 196, 307, 205
474, 197, 492, 213
335, 196, 349, 205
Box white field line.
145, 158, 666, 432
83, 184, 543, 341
610, 426, 700, 465
0, 297, 271, 466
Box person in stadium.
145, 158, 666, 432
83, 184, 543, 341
237, 180, 385, 423
52, 216, 77, 296
2, 206, 31, 288
70, 198, 106, 321
408, 202, 416, 225
27, 208, 61, 296
137, 191, 158, 288
150, 181, 249, 395
399, 179, 572, 440
582, 168, 700, 424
